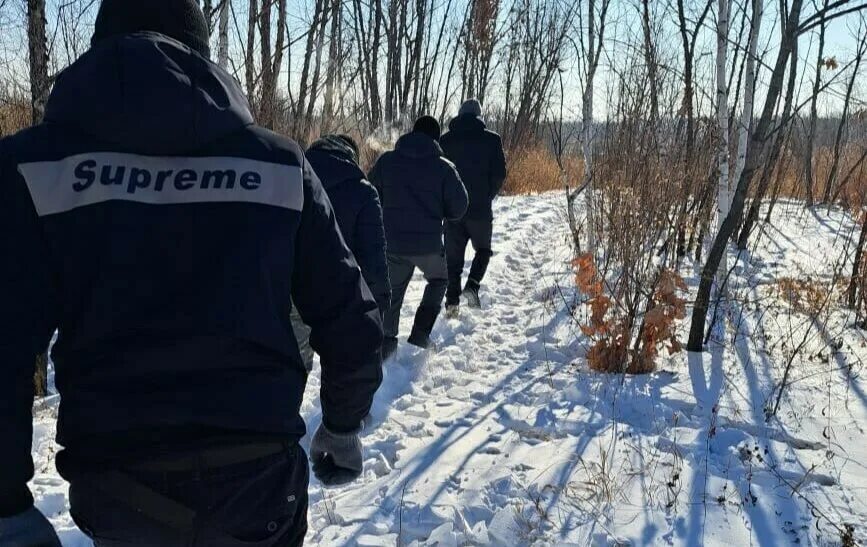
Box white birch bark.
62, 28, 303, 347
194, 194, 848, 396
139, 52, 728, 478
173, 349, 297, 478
582, 0, 597, 255
715, 0, 731, 283
733, 0, 762, 191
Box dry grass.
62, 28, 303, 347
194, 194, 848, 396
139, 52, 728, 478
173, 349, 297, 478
0, 100, 30, 137
502, 144, 583, 195
773, 145, 867, 207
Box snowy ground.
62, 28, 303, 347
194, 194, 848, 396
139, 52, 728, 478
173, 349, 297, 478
31, 194, 867, 546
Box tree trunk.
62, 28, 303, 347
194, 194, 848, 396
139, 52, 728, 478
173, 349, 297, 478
27, 0, 49, 125
803, 0, 828, 207
218, 0, 230, 69
737, 41, 798, 250
713, 0, 732, 284
688, 0, 804, 351
322, 0, 342, 127
640, 0, 659, 124
823, 29, 865, 203
203, 0, 214, 38
580, 0, 600, 254
848, 211, 867, 310
245, 0, 258, 102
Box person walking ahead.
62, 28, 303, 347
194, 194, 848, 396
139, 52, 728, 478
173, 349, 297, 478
369, 117, 468, 357
290, 135, 391, 371
0, 1, 382, 546
440, 99, 507, 314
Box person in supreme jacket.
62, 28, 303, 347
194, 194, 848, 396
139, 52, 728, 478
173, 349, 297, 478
0, 1, 382, 545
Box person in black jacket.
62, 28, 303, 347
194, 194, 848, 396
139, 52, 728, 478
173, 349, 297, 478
369, 117, 468, 357
290, 135, 391, 370
0, 2, 382, 545
440, 99, 507, 314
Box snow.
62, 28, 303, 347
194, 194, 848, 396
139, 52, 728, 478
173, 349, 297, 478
31, 194, 867, 546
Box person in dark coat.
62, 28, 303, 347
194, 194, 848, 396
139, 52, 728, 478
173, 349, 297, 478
290, 135, 391, 371
307, 136, 390, 316
0, 1, 382, 545
369, 116, 468, 357
440, 99, 507, 313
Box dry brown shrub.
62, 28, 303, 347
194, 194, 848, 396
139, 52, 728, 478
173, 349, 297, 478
502, 144, 583, 195
774, 145, 867, 206
0, 100, 30, 137
574, 253, 686, 374
775, 276, 837, 317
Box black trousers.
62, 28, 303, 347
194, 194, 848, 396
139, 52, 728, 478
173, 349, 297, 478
445, 218, 493, 305
384, 252, 448, 343
68, 444, 309, 547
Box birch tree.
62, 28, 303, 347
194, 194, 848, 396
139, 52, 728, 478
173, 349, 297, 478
713, 0, 731, 285
569, 0, 609, 254
689, 0, 806, 350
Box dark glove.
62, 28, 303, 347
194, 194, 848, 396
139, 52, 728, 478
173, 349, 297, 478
310, 424, 363, 486
0, 507, 61, 547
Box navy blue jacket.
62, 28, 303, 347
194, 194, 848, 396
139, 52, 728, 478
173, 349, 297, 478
0, 33, 382, 516
306, 139, 390, 315
368, 132, 468, 255
440, 115, 507, 220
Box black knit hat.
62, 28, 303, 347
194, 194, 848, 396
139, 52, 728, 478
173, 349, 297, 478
91, 0, 211, 58
413, 116, 441, 141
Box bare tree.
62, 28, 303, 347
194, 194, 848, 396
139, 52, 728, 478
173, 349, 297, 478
27, 0, 48, 125
822, 17, 866, 202
713, 0, 732, 285
218, 0, 230, 68
689, 0, 805, 350
803, 0, 829, 207
459, 0, 500, 105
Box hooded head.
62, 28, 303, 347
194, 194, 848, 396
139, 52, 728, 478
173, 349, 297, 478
306, 135, 365, 188
46, 32, 252, 155
334, 134, 361, 164
458, 98, 482, 118
91, 0, 211, 58
412, 116, 441, 141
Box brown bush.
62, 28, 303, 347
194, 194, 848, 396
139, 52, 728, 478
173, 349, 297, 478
773, 145, 867, 207
0, 100, 30, 137
775, 276, 837, 317
502, 145, 583, 195
574, 253, 686, 374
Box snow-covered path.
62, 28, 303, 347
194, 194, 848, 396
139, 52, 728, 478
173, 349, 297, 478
32, 194, 867, 546
302, 195, 579, 546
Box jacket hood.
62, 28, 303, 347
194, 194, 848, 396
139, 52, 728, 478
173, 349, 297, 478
449, 114, 487, 133
306, 139, 365, 189
395, 131, 443, 159
45, 32, 253, 155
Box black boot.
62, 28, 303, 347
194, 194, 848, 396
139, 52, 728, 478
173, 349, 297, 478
407, 305, 441, 349
382, 337, 399, 361
462, 279, 481, 309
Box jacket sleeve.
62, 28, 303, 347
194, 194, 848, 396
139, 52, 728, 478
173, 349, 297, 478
442, 161, 469, 221
355, 184, 391, 317
292, 157, 383, 433
367, 156, 384, 199
489, 134, 507, 198
0, 143, 58, 517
